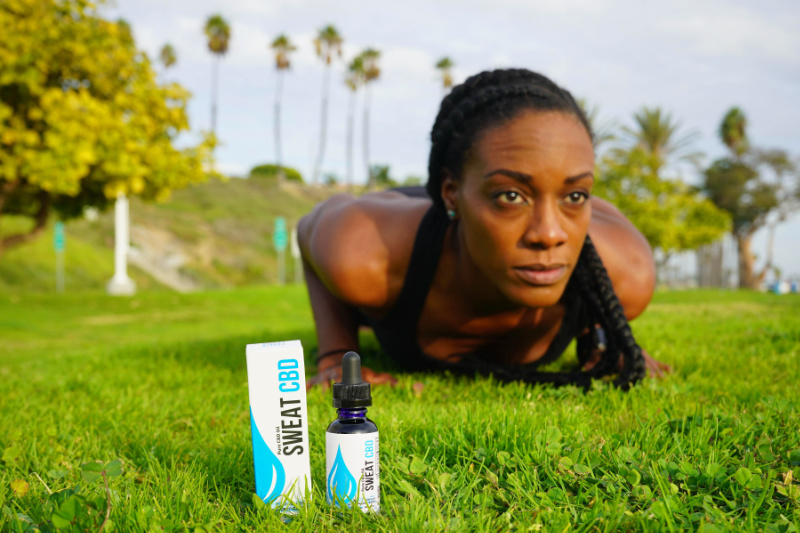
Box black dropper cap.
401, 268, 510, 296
332, 351, 372, 408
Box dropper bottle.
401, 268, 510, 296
325, 351, 380, 513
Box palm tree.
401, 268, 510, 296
204, 14, 231, 138
311, 24, 343, 184
360, 48, 381, 189
435, 57, 455, 95
117, 18, 133, 44
719, 107, 748, 160
577, 98, 616, 152
160, 43, 177, 70
270, 34, 297, 183
344, 55, 365, 187
620, 107, 701, 176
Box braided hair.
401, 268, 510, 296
427, 68, 646, 390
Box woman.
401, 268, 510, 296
299, 69, 669, 391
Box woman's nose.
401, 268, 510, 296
523, 201, 568, 249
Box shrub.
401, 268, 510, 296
249, 164, 304, 183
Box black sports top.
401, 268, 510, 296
359, 206, 585, 374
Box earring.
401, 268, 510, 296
447, 209, 457, 220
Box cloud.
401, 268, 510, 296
656, 2, 800, 64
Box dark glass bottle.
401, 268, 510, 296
325, 352, 380, 513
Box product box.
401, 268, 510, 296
246, 340, 312, 508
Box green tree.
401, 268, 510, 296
270, 34, 296, 183
701, 108, 799, 288
361, 48, 381, 189
0, 0, 214, 257
719, 107, 748, 159
370, 164, 397, 188
312, 24, 343, 184
596, 147, 730, 268
204, 14, 230, 138
159, 43, 176, 71
435, 57, 455, 95
344, 55, 365, 186
619, 107, 702, 176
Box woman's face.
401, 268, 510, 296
442, 110, 595, 309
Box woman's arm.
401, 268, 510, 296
298, 196, 399, 389
302, 255, 361, 372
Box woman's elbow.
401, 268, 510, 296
619, 247, 656, 321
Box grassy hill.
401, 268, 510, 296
0, 177, 343, 292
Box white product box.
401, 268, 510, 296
246, 340, 312, 509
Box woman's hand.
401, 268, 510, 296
641, 350, 672, 378
306, 364, 398, 391
582, 347, 672, 378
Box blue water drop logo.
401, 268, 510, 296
327, 445, 357, 504
250, 407, 286, 504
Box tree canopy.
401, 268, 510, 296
159, 43, 177, 70
435, 57, 455, 91
596, 147, 730, 262
314, 25, 343, 65
618, 107, 702, 175
719, 107, 748, 159
0, 0, 214, 256
270, 34, 296, 71
204, 15, 231, 56
701, 108, 799, 287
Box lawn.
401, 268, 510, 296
1, 288, 798, 531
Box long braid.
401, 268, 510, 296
426, 68, 645, 390
572, 237, 647, 389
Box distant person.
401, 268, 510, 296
299, 68, 670, 391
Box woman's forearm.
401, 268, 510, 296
302, 257, 360, 372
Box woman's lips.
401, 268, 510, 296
513, 265, 567, 285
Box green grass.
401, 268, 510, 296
0, 216, 158, 293
1, 288, 799, 531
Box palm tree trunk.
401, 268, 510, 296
274, 71, 284, 183
211, 55, 219, 137
736, 232, 756, 289
363, 83, 373, 189
345, 89, 356, 187
312, 64, 332, 184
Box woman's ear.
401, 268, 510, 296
440, 169, 459, 212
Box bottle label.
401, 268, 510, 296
326, 432, 380, 513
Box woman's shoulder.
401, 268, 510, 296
589, 197, 656, 320
298, 191, 431, 310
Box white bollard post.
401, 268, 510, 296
291, 227, 302, 284
106, 194, 136, 296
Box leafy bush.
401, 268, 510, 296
370, 164, 397, 188
248, 164, 304, 183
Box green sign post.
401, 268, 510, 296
273, 217, 287, 284
54, 222, 65, 293
273, 217, 287, 251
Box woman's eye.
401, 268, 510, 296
564, 191, 589, 205
497, 191, 526, 204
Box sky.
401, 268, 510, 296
110, 0, 800, 278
